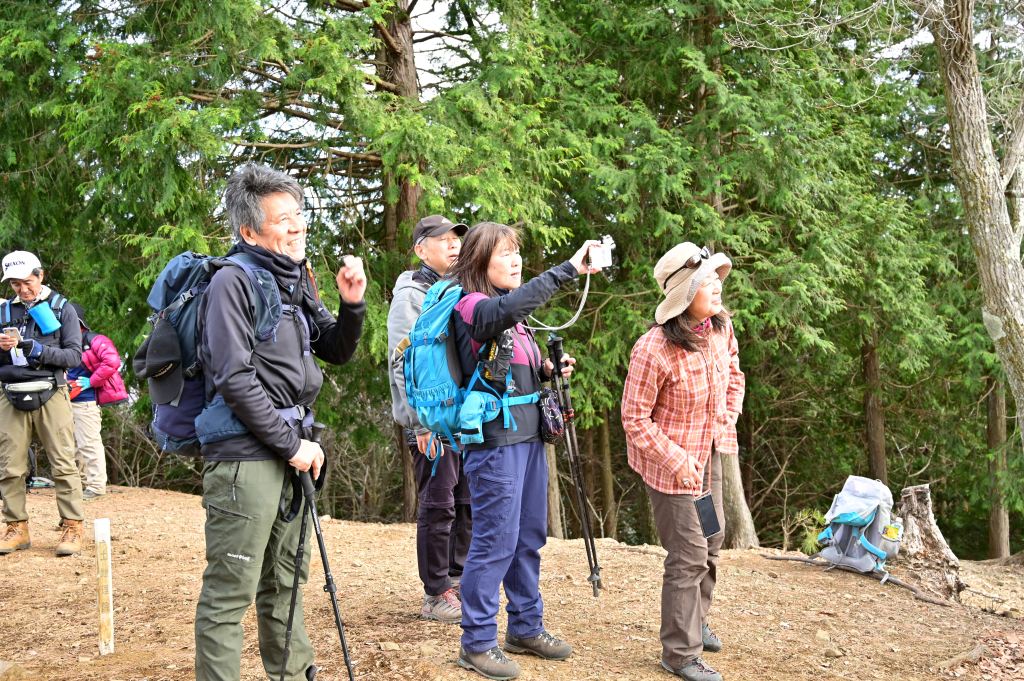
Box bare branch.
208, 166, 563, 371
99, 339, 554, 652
230, 140, 382, 165
375, 22, 403, 55
323, 0, 367, 11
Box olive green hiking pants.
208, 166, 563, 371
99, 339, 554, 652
195, 459, 314, 681
0, 387, 83, 523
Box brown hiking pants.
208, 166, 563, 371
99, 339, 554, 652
0, 387, 84, 522
647, 448, 724, 668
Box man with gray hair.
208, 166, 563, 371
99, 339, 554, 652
193, 165, 366, 681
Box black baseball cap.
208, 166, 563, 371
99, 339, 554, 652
132, 318, 184, 405
412, 215, 468, 245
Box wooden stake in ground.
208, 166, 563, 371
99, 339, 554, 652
94, 518, 114, 655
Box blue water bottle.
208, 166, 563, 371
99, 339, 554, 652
28, 302, 61, 335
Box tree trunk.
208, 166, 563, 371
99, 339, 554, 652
582, 428, 599, 537
636, 471, 660, 546
862, 327, 888, 485
926, 0, 1024, 429
598, 407, 617, 540
379, 0, 421, 248
546, 442, 564, 539
988, 377, 1010, 559
395, 422, 417, 523
722, 452, 759, 549
738, 412, 754, 504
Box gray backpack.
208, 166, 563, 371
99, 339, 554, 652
817, 476, 904, 580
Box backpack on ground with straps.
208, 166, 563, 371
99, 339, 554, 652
136, 251, 287, 457
817, 476, 904, 579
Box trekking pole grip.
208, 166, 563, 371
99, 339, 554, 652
301, 421, 327, 500
546, 333, 567, 383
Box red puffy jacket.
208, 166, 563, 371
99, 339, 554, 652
82, 332, 129, 407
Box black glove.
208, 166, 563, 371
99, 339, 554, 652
17, 339, 42, 359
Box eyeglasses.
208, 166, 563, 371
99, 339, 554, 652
661, 246, 711, 290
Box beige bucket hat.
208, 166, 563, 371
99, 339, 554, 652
653, 243, 732, 325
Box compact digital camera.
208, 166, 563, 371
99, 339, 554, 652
589, 235, 616, 269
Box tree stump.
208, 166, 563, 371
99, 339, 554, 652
894, 484, 966, 602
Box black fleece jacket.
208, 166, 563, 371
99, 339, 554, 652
197, 243, 365, 462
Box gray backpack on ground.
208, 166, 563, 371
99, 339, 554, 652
817, 476, 904, 579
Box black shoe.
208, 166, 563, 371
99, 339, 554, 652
702, 625, 722, 653
661, 657, 723, 681
306, 664, 319, 680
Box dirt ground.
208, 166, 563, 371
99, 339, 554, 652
1, 486, 1021, 681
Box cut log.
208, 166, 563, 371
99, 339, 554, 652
894, 484, 965, 602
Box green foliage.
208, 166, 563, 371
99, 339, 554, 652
0, 0, 1017, 554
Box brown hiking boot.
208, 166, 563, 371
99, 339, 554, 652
56, 519, 84, 556
0, 521, 30, 554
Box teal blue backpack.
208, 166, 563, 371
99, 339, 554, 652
404, 280, 466, 457
404, 279, 543, 476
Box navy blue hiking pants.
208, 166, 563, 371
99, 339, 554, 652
459, 440, 548, 653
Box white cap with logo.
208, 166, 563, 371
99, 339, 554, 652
2, 251, 42, 282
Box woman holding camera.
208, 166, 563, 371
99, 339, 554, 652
621, 243, 745, 681
447, 222, 599, 680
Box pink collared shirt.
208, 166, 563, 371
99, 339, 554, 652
622, 320, 745, 494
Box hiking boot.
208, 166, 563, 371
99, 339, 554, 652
305, 664, 319, 680
82, 489, 105, 500
503, 631, 573, 661
661, 657, 723, 681
458, 646, 521, 680
702, 625, 722, 653
0, 521, 30, 555
56, 519, 84, 556
422, 588, 462, 623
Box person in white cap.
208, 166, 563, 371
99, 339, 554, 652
0, 251, 86, 557
621, 243, 745, 681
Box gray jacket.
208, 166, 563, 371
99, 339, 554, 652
387, 267, 440, 435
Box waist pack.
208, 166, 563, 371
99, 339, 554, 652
817, 476, 903, 579
2, 378, 59, 411
137, 251, 313, 456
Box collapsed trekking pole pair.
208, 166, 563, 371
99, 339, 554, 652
280, 423, 355, 681
546, 334, 604, 598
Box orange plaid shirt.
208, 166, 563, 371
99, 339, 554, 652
622, 320, 745, 495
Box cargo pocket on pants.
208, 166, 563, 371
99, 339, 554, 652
471, 473, 515, 521
206, 504, 258, 568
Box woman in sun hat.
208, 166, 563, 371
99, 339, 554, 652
621, 242, 745, 681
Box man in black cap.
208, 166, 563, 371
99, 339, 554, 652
387, 214, 473, 623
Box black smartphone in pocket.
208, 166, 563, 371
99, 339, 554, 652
694, 492, 721, 538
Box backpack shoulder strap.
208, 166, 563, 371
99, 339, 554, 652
49, 293, 66, 321
223, 255, 275, 315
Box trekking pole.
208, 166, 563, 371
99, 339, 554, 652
280, 423, 355, 681
546, 334, 603, 597
300, 423, 356, 681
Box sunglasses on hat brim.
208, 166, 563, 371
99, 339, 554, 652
661, 246, 711, 290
